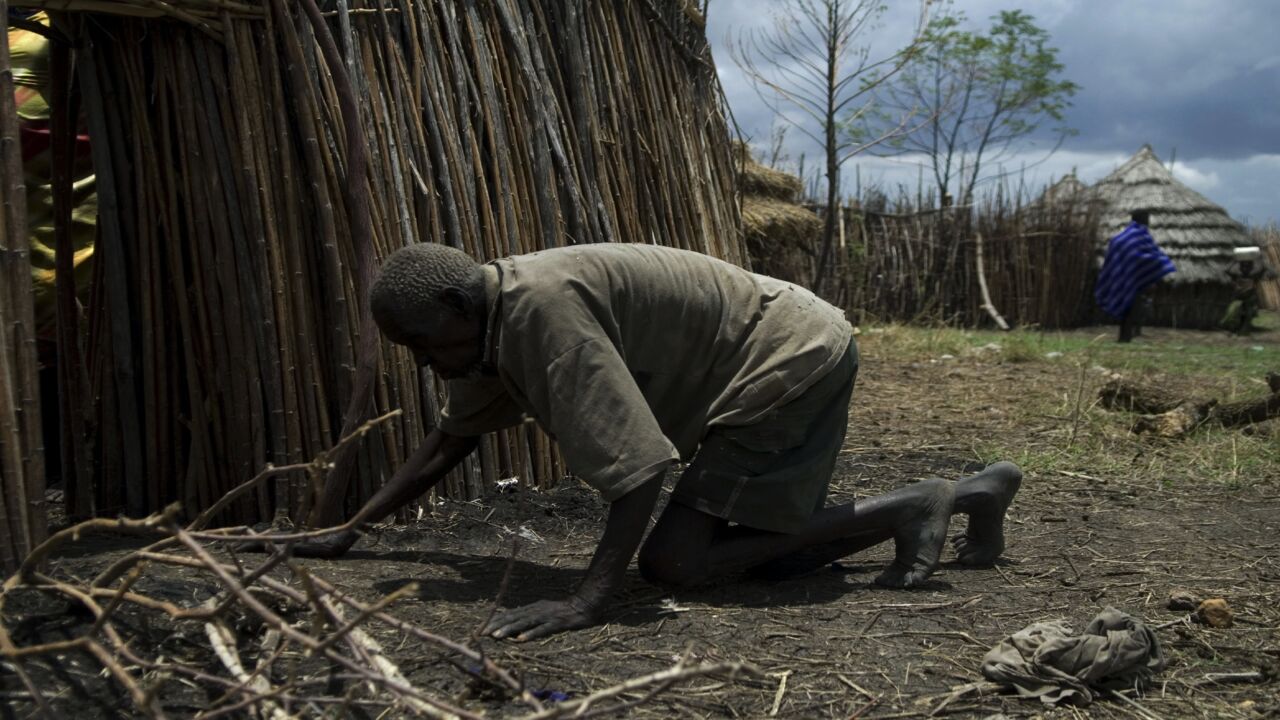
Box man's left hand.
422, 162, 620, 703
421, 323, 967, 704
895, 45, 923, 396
482, 597, 597, 641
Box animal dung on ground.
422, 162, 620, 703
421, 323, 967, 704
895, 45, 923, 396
1167, 588, 1199, 611
1194, 598, 1234, 628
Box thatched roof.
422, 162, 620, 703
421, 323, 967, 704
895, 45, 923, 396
1091, 145, 1247, 284
1040, 172, 1089, 205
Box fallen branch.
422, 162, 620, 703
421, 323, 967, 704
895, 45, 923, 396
1100, 372, 1280, 437
519, 659, 763, 720
974, 232, 1011, 331
0, 407, 761, 718
1192, 670, 1267, 686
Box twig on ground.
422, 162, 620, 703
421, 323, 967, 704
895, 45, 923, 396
1192, 671, 1266, 686
1108, 688, 1164, 720
518, 660, 762, 720
769, 669, 792, 716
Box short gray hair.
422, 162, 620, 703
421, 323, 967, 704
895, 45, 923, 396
370, 243, 483, 335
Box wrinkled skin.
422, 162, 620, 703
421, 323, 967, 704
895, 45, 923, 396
482, 597, 598, 642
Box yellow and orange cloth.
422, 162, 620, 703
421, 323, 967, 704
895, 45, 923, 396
8, 13, 97, 348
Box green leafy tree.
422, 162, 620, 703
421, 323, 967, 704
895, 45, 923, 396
856, 9, 1078, 206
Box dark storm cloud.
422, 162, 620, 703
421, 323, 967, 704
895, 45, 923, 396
709, 0, 1280, 161
1050, 1, 1280, 160
705, 0, 1279, 223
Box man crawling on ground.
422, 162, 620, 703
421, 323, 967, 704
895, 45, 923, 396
284, 242, 1022, 641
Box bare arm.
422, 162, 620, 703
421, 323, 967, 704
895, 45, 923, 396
292, 428, 478, 557
574, 472, 665, 609
349, 429, 479, 527
483, 470, 665, 640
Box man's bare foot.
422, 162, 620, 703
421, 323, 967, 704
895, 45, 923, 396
875, 478, 955, 588
950, 461, 1022, 566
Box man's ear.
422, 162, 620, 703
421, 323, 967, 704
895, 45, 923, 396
440, 287, 474, 319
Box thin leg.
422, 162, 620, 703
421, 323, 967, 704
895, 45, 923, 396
1118, 312, 1136, 342
737, 461, 1022, 580
951, 461, 1022, 565
640, 477, 955, 589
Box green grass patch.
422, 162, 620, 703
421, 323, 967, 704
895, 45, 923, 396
859, 312, 1279, 386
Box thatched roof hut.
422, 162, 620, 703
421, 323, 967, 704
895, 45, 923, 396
1089, 145, 1249, 328
1, 0, 746, 556
1092, 145, 1246, 284
735, 143, 820, 286
1038, 171, 1089, 207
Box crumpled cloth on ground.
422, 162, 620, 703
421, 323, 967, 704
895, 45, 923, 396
980, 607, 1165, 705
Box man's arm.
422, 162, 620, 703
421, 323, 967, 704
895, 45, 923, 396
291, 428, 479, 557
481, 470, 665, 641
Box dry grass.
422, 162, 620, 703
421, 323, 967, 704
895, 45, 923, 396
857, 319, 1280, 488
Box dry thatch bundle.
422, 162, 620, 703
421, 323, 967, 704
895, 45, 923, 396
741, 196, 820, 285
735, 143, 803, 202
734, 143, 817, 285
741, 197, 821, 242
1091, 145, 1248, 285
3, 0, 744, 547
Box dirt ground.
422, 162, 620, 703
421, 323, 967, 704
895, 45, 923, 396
3, 325, 1278, 718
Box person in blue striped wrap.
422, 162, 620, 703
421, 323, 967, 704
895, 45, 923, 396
1094, 210, 1176, 342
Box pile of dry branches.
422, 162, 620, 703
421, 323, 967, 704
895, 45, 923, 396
0, 417, 758, 717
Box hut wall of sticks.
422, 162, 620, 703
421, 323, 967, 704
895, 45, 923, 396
1, 16, 48, 573
1259, 229, 1280, 311
3, 0, 745, 554
817, 190, 1102, 329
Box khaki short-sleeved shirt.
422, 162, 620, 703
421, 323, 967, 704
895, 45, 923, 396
438, 244, 852, 501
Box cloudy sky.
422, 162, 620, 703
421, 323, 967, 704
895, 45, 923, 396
706, 0, 1279, 225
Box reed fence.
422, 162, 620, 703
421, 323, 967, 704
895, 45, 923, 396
5, 0, 743, 544
816, 192, 1101, 329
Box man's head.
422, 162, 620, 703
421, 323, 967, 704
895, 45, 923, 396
1130, 209, 1151, 227
370, 243, 487, 379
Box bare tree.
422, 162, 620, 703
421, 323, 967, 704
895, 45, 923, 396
731, 0, 932, 292
766, 123, 791, 168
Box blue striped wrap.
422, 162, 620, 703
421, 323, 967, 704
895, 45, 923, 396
1094, 223, 1176, 318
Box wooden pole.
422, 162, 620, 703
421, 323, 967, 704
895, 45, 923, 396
0, 1, 49, 568
297, 0, 381, 527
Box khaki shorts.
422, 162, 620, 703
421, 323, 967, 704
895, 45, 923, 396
671, 340, 858, 534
